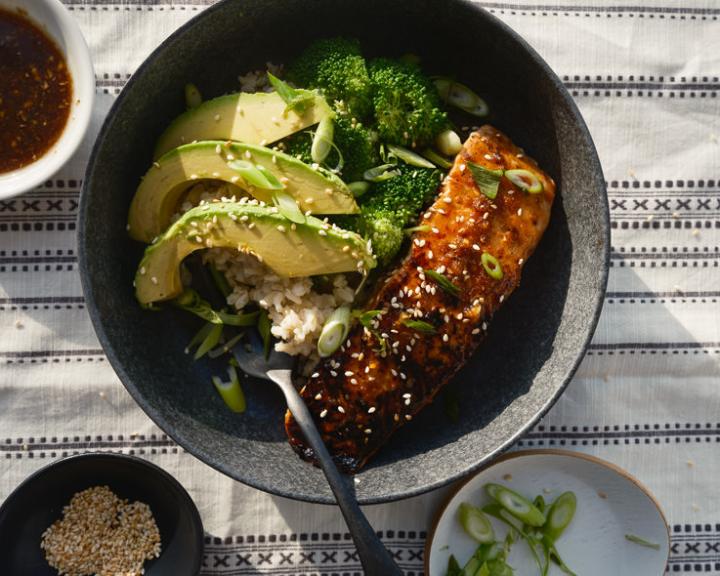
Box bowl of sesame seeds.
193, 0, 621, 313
0, 452, 203, 575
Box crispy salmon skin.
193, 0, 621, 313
285, 126, 555, 472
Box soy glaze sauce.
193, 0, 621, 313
0, 8, 73, 174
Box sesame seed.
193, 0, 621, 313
364, 429, 372, 434
314, 393, 322, 400
277, 225, 286, 233
518, 258, 524, 265
432, 227, 440, 234
484, 153, 493, 160
428, 250, 434, 259
443, 334, 449, 342
318, 230, 327, 236
443, 196, 452, 204
472, 328, 481, 335
472, 244, 480, 251
337, 406, 346, 414
403, 393, 411, 398
320, 409, 328, 418
139, 267, 146, 275
405, 414, 413, 421
150, 276, 158, 285
517, 208, 523, 216
368, 407, 376, 414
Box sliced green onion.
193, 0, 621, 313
317, 306, 351, 357
434, 77, 489, 117
506, 168, 543, 194
311, 116, 334, 163
184, 83, 202, 109
446, 555, 462, 576
272, 190, 306, 224
401, 318, 436, 334
363, 163, 401, 182
403, 224, 431, 235
348, 181, 370, 197
421, 148, 453, 170
534, 494, 547, 514
481, 252, 503, 280
194, 323, 223, 360
485, 483, 545, 527
468, 162, 503, 200
219, 310, 260, 327
227, 160, 284, 190
207, 263, 232, 298
212, 365, 246, 412
355, 309, 382, 328
257, 309, 272, 359
458, 503, 495, 543
387, 144, 436, 169
544, 492, 576, 543
435, 129, 462, 156
208, 332, 244, 359
424, 268, 460, 297
174, 289, 258, 326
186, 322, 214, 353
483, 502, 545, 571
267, 71, 315, 113
625, 534, 661, 550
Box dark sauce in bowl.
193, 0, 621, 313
0, 8, 73, 174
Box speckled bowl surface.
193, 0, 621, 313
78, 0, 608, 504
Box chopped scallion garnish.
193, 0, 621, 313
401, 318, 436, 334
311, 116, 334, 163
266, 72, 315, 113
207, 263, 232, 298
194, 323, 223, 360
173, 289, 258, 326
420, 148, 453, 169
208, 332, 244, 359
458, 503, 495, 543
348, 181, 370, 197
505, 168, 543, 194
403, 224, 431, 234
364, 163, 401, 182
227, 159, 284, 190
433, 77, 489, 117
212, 365, 246, 413
481, 252, 503, 280
625, 534, 661, 550
317, 306, 351, 357
355, 309, 383, 328
272, 190, 306, 224
386, 144, 436, 169
424, 269, 460, 297
468, 162, 503, 200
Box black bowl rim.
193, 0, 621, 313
78, 0, 610, 504
0, 451, 205, 571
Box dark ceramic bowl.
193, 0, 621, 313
78, 0, 608, 504
0, 453, 203, 575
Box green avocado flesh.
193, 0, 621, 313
128, 141, 358, 244
135, 202, 376, 304
153, 90, 334, 159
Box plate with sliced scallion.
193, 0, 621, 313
425, 450, 669, 576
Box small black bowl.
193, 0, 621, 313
79, 0, 609, 504
0, 453, 203, 575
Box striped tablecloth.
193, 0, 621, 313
1, 1, 719, 574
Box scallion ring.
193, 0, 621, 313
363, 164, 401, 182
348, 181, 370, 197
317, 306, 351, 357
458, 503, 495, 543
544, 491, 577, 543
433, 77, 489, 117
481, 252, 503, 280
194, 323, 223, 360
212, 365, 246, 412
484, 483, 546, 527
420, 148, 453, 170
227, 159, 284, 190
272, 190, 306, 224
386, 144, 436, 169
505, 168, 543, 194
311, 116, 334, 163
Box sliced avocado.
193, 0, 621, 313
135, 202, 376, 304
154, 90, 333, 159
128, 141, 358, 244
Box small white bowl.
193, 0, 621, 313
0, 0, 94, 199
426, 450, 669, 576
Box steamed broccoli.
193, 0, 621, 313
287, 37, 373, 119
368, 58, 449, 148
354, 165, 443, 266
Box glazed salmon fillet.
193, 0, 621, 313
285, 125, 556, 473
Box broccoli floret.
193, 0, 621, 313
368, 58, 449, 148
334, 115, 380, 182
356, 165, 443, 266
287, 37, 373, 119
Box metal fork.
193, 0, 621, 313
230, 328, 403, 575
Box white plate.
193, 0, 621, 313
426, 450, 669, 576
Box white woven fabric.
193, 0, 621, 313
1, 1, 719, 574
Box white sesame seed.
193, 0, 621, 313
320, 409, 328, 418
472, 244, 480, 251
150, 276, 158, 285
315, 393, 322, 400
337, 406, 346, 414
472, 328, 481, 335
368, 407, 376, 414
443, 334, 449, 342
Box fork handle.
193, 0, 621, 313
267, 369, 404, 576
